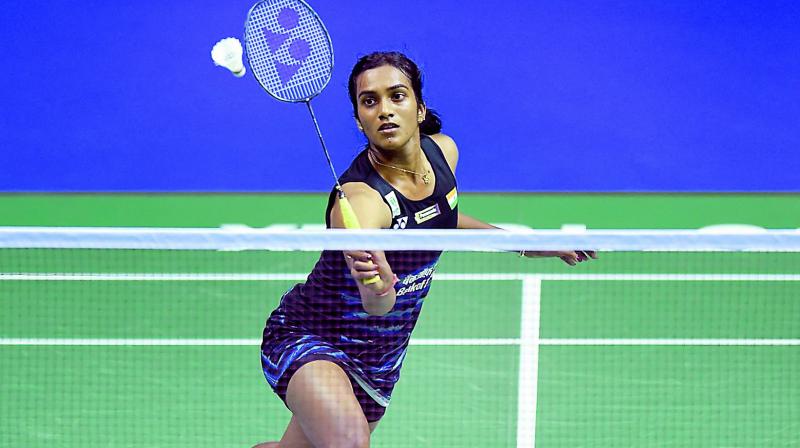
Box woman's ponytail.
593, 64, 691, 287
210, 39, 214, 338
419, 108, 442, 135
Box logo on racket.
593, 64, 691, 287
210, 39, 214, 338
262, 7, 311, 84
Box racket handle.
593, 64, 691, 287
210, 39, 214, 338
339, 195, 362, 230
339, 195, 381, 286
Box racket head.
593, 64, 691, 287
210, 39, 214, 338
244, 0, 334, 102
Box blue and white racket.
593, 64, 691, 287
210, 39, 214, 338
244, 0, 363, 228
244, 0, 378, 283
244, 0, 332, 103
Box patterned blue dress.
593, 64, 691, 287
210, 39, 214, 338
260, 135, 459, 421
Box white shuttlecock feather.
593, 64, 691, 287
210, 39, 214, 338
211, 37, 245, 78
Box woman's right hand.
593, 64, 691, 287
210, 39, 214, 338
343, 250, 394, 292
344, 250, 397, 316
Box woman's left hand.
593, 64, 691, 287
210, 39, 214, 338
521, 250, 598, 266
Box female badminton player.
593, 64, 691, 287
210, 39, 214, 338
253, 51, 595, 448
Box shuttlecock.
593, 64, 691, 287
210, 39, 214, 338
211, 37, 245, 77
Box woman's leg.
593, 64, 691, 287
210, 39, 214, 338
252, 418, 380, 448
252, 357, 383, 448
281, 360, 372, 447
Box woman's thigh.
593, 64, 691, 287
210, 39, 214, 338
282, 360, 372, 447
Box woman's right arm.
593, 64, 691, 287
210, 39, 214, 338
329, 182, 397, 316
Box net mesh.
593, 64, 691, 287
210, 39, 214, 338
1, 228, 799, 447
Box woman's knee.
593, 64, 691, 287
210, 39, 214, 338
305, 403, 371, 448
320, 426, 370, 448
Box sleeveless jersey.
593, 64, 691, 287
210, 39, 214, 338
261, 134, 459, 406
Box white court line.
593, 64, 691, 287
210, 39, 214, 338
517, 278, 541, 448
0, 338, 523, 346
0, 339, 262, 346
407, 338, 520, 346
3, 270, 798, 448
539, 339, 800, 346
0, 273, 309, 281
2, 338, 799, 346
440, 273, 800, 281
2, 273, 800, 281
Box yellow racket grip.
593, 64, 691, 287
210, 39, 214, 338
339, 195, 381, 285
339, 195, 361, 230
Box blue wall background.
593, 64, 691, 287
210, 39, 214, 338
1, 0, 798, 192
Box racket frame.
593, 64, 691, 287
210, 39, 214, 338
243, 0, 380, 285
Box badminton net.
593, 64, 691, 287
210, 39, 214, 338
1, 227, 798, 447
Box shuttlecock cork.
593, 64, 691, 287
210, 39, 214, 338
211, 37, 245, 77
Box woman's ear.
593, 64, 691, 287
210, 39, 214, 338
417, 104, 427, 123
355, 118, 364, 132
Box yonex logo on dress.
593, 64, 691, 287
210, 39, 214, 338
392, 216, 408, 229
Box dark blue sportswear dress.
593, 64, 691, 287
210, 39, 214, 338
260, 135, 459, 422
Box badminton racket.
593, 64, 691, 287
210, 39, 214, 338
244, 0, 378, 284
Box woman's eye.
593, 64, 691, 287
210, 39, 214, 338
362, 98, 376, 106
392, 93, 405, 101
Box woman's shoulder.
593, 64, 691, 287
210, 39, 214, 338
334, 181, 392, 228
426, 133, 459, 174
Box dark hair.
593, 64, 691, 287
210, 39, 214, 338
348, 51, 442, 135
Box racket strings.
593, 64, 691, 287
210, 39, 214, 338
244, 0, 357, 230
245, 0, 333, 102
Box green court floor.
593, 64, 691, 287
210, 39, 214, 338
1, 250, 798, 447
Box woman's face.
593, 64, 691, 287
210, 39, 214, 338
355, 65, 425, 150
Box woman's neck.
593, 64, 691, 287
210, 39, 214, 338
368, 133, 423, 170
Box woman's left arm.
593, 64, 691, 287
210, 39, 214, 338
429, 133, 511, 231
429, 132, 596, 265
459, 210, 596, 265
457, 212, 499, 230
430, 133, 503, 230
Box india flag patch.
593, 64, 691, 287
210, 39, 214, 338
446, 187, 458, 209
